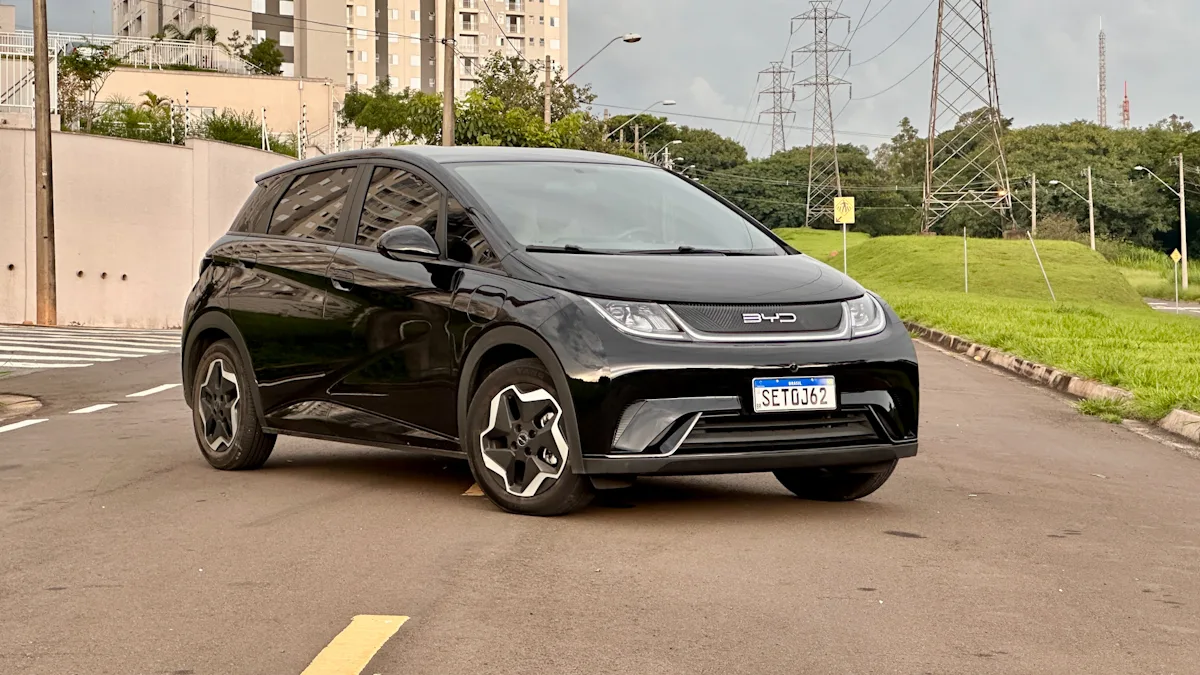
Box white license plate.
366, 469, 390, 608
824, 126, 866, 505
752, 377, 837, 413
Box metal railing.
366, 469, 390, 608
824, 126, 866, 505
0, 50, 57, 113
0, 31, 266, 76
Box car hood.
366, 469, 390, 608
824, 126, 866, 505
504, 252, 866, 304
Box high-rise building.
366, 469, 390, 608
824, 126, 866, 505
112, 0, 569, 94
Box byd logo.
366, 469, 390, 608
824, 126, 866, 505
742, 312, 798, 325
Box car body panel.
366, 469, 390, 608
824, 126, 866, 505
184, 147, 919, 480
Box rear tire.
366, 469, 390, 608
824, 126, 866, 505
465, 358, 593, 516
190, 339, 275, 471
774, 460, 898, 502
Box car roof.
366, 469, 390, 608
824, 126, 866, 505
255, 146, 648, 183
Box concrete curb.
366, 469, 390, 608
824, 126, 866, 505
904, 322, 1200, 446
0, 394, 42, 422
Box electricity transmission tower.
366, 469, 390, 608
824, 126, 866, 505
1098, 20, 1108, 127
923, 0, 1013, 233
794, 0, 850, 228
758, 61, 795, 156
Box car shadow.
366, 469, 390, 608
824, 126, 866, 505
582, 476, 898, 524
256, 445, 900, 523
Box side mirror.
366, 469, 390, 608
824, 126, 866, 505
377, 225, 439, 260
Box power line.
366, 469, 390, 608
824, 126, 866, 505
591, 103, 895, 139
851, 0, 937, 68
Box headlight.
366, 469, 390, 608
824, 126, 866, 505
584, 298, 688, 340
847, 295, 887, 338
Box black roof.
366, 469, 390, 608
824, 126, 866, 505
256, 146, 647, 183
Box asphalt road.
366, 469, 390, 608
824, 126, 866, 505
2, 344, 1199, 674
1147, 298, 1200, 318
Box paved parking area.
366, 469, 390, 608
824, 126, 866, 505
1, 344, 1198, 674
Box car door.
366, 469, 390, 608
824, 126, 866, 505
321, 163, 503, 450
225, 163, 363, 416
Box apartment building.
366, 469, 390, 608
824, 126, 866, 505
113, 0, 568, 95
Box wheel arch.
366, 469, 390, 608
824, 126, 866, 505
182, 310, 265, 425
458, 325, 585, 473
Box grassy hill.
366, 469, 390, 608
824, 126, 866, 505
775, 227, 869, 263
848, 236, 1145, 307
772, 230, 1198, 418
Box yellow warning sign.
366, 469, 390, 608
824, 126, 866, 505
1171, 249, 1183, 263
834, 197, 856, 225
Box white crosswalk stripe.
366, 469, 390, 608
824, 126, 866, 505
0, 325, 180, 373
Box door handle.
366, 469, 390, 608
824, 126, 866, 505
329, 268, 354, 292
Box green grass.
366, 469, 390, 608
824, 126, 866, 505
1076, 398, 1131, 424
775, 227, 870, 264
825, 236, 1200, 419
1099, 239, 1200, 301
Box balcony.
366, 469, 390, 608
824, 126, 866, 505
461, 0, 478, 8
506, 18, 524, 35
506, 0, 523, 11
460, 16, 479, 32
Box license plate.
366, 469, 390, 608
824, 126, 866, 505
752, 377, 837, 413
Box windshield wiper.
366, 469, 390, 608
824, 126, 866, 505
621, 246, 764, 256
525, 244, 614, 255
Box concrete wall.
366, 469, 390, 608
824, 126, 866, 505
100, 67, 345, 148
0, 129, 290, 328
0, 5, 15, 33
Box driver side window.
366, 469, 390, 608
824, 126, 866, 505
356, 166, 441, 249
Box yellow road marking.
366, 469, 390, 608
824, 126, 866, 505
301, 615, 408, 675
463, 483, 485, 497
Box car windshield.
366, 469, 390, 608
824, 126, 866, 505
451, 162, 784, 254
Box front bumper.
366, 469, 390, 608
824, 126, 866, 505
584, 442, 918, 476
537, 297, 921, 476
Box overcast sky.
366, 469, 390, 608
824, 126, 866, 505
14, 0, 1198, 156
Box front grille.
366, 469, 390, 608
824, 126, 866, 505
676, 409, 881, 454
669, 302, 844, 334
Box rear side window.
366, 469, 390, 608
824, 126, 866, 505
268, 167, 356, 241
355, 166, 441, 248
229, 175, 282, 233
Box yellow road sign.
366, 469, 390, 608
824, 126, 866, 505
1171, 249, 1183, 263
834, 196, 856, 225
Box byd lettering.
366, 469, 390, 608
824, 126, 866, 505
742, 312, 798, 325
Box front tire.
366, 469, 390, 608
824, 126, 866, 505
465, 359, 593, 516
774, 460, 897, 502
190, 339, 275, 471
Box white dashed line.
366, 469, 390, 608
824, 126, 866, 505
127, 384, 182, 398
69, 403, 119, 415
0, 419, 49, 434
0, 362, 93, 369
0, 344, 148, 358
0, 353, 119, 363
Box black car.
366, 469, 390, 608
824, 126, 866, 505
182, 147, 918, 516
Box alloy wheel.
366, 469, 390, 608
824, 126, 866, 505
479, 385, 568, 498
198, 358, 241, 453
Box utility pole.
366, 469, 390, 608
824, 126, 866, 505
1181, 153, 1189, 289
923, 0, 1014, 232
1086, 166, 1096, 250
33, 0, 57, 326
441, 0, 455, 146
633, 124, 640, 157
1097, 19, 1107, 127
794, 1, 849, 227
543, 55, 552, 127
758, 61, 795, 156
1031, 172, 1037, 235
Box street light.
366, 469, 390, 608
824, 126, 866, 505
605, 100, 675, 140
1135, 162, 1189, 289
1048, 174, 1096, 250
565, 33, 641, 83
649, 139, 682, 159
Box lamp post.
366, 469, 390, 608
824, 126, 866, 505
1048, 171, 1096, 250
565, 33, 641, 83
649, 139, 682, 166
605, 100, 675, 141
1136, 161, 1188, 289
545, 33, 640, 128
